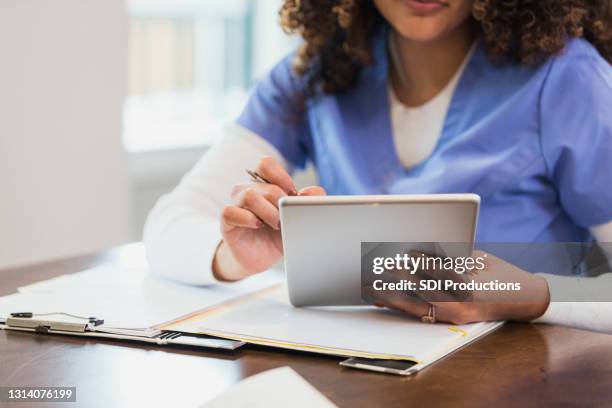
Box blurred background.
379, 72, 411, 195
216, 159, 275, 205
0, 0, 295, 269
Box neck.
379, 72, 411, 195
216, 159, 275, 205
390, 22, 475, 107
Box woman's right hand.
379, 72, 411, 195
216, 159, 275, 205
213, 156, 326, 281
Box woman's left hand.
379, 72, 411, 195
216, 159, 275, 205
373, 251, 551, 325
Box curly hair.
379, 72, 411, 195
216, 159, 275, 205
279, 0, 612, 96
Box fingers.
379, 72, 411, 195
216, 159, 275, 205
232, 183, 287, 207
379, 297, 479, 325
255, 156, 297, 196
407, 250, 471, 302
222, 206, 263, 230
298, 186, 327, 196
227, 157, 327, 233
238, 188, 281, 230
415, 285, 462, 303
382, 297, 430, 319
430, 302, 479, 325
368, 278, 481, 324
229, 183, 287, 230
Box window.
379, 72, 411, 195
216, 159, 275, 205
124, 0, 294, 152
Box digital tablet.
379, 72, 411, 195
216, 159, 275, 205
279, 194, 480, 307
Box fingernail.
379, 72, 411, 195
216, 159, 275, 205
255, 220, 264, 228
277, 221, 282, 230
290, 189, 298, 196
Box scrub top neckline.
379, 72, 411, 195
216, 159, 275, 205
388, 39, 478, 113
379, 39, 483, 182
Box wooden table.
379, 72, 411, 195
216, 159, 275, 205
1, 244, 611, 408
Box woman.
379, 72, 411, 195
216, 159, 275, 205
145, 0, 612, 332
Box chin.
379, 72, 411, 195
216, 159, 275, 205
374, 0, 474, 44
394, 19, 452, 43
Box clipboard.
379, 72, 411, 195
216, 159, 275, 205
0, 266, 503, 376
0, 313, 244, 351
0, 265, 287, 353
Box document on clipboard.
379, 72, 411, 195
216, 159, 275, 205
167, 285, 503, 375
0, 264, 285, 351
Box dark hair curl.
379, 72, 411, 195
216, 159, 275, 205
279, 0, 612, 95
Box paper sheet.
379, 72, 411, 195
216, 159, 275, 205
171, 286, 497, 362
0, 265, 283, 329
200, 367, 337, 408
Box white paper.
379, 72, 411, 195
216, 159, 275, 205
201, 367, 337, 408
0, 265, 283, 329
176, 286, 497, 362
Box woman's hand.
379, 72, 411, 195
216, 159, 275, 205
213, 156, 326, 281
373, 251, 551, 325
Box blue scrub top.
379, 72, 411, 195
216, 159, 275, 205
236, 31, 612, 244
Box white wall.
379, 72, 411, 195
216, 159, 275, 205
252, 0, 297, 79
129, 147, 207, 237
0, 0, 131, 268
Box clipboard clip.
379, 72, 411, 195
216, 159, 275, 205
7, 312, 105, 334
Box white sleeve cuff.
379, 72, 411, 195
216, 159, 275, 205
144, 209, 223, 285
534, 273, 612, 334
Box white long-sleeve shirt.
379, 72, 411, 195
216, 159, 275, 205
144, 60, 612, 333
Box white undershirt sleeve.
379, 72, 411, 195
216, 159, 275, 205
143, 125, 289, 285
534, 222, 612, 333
